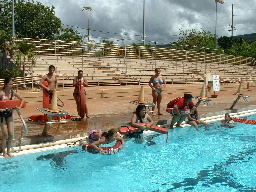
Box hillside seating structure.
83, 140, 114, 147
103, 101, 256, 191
2, 37, 255, 90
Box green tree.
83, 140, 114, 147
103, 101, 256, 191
57, 27, 82, 41
0, 0, 62, 39
227, 40, 256, 59
218, 36, 243, 51
172, 29, 216, 52
14, 40, 36, 79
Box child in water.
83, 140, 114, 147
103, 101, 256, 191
187, 107, 209, 130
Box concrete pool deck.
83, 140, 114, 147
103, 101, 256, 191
1, 82, 256, 152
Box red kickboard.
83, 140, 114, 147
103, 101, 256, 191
0, 100, 26, 109
43, 81, 50, 108
119, 123, 168, 134
29, 114, 72, 122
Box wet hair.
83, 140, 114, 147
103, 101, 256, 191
49, 65, 55, 70
135, 104, 146, 123
184, 94, 193, 100
3, 77, 13, 90
225, 113, 230, 118
102, 129, 117, 139
78, 70, 83, 74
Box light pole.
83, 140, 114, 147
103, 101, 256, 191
142, 0, 146, 45
215, 0, 225, 49
12, 0, 15, 37
82, 7, 92, 42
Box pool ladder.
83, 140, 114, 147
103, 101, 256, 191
15, 108, 29, 152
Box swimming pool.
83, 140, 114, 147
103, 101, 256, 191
1, 114, 256, 192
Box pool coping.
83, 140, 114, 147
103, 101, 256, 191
1, 107, 256, 158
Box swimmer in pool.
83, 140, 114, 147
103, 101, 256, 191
187, 107, 209, 130
90, 129, 124, 154
222, 113, 235, 128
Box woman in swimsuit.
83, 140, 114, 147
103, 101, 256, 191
73, 70, 90, 118
126, 105, 154, 141
0, 77, 25, 157
90, 129, 124, 154
149, 68, 166, 115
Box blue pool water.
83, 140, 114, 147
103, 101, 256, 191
1, 115, 256, 192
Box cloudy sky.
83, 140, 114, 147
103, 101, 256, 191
35, 0, 256, 45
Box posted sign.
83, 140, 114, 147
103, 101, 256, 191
213, 75, 220, 91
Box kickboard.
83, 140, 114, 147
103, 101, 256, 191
0, 100, 26, 109
119, 123, 168, 134
43, 81, 50, 108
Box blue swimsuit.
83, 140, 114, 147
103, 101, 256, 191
153, 79, 164, 84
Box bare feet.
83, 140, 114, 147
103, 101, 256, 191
3, 153, 9, 158
7, 153, 14, 157
158, 113, 163, 115
3, 153, 14, 158
86, 115, 91, 118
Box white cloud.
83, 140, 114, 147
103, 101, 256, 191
35, 0, 256, 44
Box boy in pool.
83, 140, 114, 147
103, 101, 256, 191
222, 113, 235, 128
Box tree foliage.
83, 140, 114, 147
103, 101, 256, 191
14, 40, 36, 76
172, 29, 216, 52
227, 40, 256, 59
217, 36, 243, 51
0, 0, 62, 39
58, 28, 82, 41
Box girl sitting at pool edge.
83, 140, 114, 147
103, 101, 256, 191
187, 107, 209, 130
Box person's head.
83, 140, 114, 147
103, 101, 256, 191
103, 129, 118, 139
184, 94, 193, 104
155, 68, 161, 74
48, 65, 56, 74
3, 77, 13, 90
225, 113, 231, 120
135, 104, 147, 120
78, 70, 83, 78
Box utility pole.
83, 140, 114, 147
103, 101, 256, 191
142, 0, 146, 45
82, 7, 92, 42
228, 4, 235, 36
12, 0, 15, 37
231, 4, 234, 37
214, 0, 225, 49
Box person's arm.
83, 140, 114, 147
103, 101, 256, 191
173, 104, 180, 115
83, 78, 88, 87
162, 76, 166, 88
91, 138, 106, 154
73, 77, 79, 87
55, 75, 58, 89
131, 113, 146, 130
148, 76, 155, 91
116, 133, 125, 148
187, 114, 194, 121
0, 91, 4, 111
145, 114, 154, 128
39, 75, 50, 92
14, 92, 25, 109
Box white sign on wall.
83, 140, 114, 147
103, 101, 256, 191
213, 75, 220, 91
